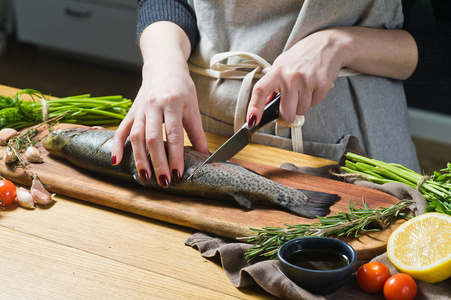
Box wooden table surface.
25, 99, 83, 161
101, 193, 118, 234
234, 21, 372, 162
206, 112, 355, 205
0, 85, 334, 299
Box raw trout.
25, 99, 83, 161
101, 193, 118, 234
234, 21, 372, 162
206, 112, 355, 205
43, 128, 339, 218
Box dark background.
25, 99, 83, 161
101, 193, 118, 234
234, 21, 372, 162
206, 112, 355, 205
404, 0, 451, 115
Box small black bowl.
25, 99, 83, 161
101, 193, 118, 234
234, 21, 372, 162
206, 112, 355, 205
278, 236, 357, 295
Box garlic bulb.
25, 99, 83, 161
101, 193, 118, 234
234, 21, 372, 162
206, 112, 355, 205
26, 146, 43, 163
31, 177, 54, 205
3, 146, 17, 163
0, 128, 19, 146
16, 187, 35, 209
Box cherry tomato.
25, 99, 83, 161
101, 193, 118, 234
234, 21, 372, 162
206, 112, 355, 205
384, 273, 417, 300
357, 262, 391, 293
0, 179, 17, 207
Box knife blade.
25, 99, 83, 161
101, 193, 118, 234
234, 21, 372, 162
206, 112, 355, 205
187, 93, 281, 180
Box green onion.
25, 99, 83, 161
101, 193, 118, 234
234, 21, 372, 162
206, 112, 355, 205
341, 152, 451, 215
0, 89, 132, 130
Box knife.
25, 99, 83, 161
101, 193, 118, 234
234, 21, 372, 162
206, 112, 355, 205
187, 93, 281, 180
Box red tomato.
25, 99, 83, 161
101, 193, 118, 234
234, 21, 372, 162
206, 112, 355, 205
384, 273, 417, 300
0, 179, 17, 207
357, 262, 391, 293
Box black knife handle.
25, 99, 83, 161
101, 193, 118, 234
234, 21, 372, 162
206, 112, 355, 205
256, 93, 281, 130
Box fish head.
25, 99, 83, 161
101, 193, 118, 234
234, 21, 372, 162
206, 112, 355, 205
43, 128, 92, 157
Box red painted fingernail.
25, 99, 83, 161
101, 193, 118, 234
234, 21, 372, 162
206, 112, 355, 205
159, 175, 169, 187
112, 155, 117, 165
248, 114, 257, 127
139, 169, 149, 181
172, 169, 181, 182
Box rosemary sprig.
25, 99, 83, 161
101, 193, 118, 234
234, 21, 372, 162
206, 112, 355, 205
7, 111, 68, 173
242, 198, 413, 261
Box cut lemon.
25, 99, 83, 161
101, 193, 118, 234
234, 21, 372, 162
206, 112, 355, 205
387, 212, 451, 283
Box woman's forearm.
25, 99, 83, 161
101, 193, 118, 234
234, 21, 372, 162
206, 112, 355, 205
247, 26, 419, 126
334, 26, 418, 80
139, 21, 192, 65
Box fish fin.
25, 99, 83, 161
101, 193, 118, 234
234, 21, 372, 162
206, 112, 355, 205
228, 192, 253, 209
296, 189, 340, 218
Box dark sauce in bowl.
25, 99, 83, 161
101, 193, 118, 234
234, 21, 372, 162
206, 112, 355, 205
286, 250, 349, 271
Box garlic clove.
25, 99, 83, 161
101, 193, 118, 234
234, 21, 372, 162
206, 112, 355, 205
17, 187, 35, 209
26, 146, 43, 163
3, 146, 17, 163
31, 177, 54, 205
31, 189, 54, 205
0, 128, 19, 146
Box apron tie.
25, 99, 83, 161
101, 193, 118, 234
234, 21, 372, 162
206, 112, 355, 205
188, 51, 359, 153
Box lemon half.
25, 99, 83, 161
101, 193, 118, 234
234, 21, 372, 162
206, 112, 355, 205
387, 212, 451, 283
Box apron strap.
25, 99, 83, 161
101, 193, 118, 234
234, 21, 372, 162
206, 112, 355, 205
188, 51, 359, 153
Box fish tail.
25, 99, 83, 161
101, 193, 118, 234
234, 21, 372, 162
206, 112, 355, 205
293, 189, 340, 218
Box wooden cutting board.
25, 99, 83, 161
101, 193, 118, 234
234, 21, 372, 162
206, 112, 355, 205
0, 124, 404, 260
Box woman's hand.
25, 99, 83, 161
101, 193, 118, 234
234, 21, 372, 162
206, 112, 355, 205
246, 27, 418, 127
111, 22, 208, 187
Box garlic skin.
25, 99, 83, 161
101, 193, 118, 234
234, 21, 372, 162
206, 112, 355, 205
32, 189, 54, 205
16, 187, 35, 209
0, 128, 19, 146
3, 147, 17, 163
31, 177, 54, 205
26, 146, 43, 163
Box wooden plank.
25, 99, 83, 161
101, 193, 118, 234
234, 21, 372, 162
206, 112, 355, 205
0, 227, 253, 300
1, 196, 275, 299
0, 123, 402, 260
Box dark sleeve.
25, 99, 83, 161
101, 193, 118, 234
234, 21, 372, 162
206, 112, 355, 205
137, 0, 199, 53
404, 0, 451, 83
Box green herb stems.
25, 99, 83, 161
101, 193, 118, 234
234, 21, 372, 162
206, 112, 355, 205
341, 152, 451, 215
0, 89, 132, 130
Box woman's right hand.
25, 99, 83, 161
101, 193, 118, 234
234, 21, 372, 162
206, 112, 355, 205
111, 21, 209, 187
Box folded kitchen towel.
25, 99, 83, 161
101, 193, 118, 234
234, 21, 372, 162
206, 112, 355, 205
185, 232, 451, 300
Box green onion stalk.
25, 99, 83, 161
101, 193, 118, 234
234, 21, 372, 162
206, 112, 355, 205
0, 89, 132, 130
341, 152, 451, 215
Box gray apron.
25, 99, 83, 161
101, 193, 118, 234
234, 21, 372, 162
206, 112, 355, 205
187, 0, 420, 171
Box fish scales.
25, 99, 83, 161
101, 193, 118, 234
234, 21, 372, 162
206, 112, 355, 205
43, 128, 339, 218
